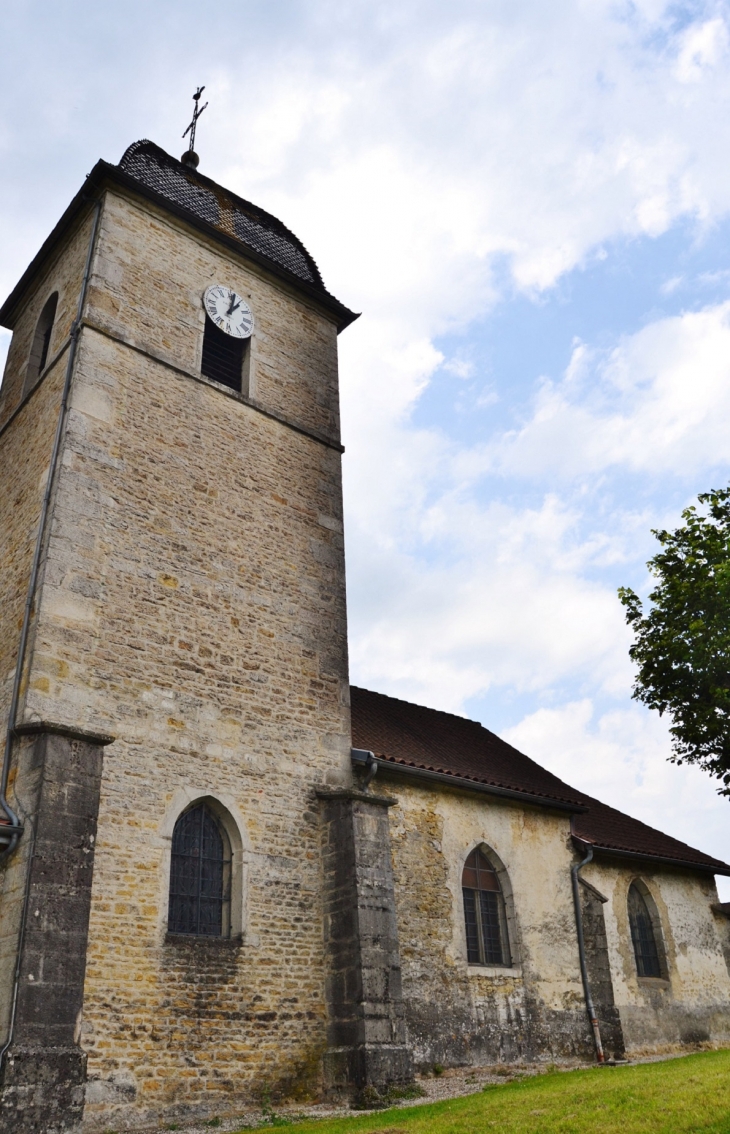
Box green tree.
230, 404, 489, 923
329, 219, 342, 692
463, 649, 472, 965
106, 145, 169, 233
619, 488, 730, 797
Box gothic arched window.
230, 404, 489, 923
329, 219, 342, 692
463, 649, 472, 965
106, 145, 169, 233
168, 802, 232, 937
25, 292, 58, 394
628, 882, 664, 978
462, 846, 511, 966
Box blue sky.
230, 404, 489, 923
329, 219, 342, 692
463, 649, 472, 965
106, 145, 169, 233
2, 0, 730, 893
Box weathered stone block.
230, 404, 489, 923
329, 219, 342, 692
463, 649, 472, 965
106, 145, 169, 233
0, 729, 108, 1130
318, 789, 412, 1091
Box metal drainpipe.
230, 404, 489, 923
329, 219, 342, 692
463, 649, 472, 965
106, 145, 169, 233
0, 196, 103, 861
570, 832, 605, 1063
362, 751, 378, 791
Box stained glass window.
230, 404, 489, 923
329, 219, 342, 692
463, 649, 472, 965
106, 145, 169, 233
462, 847, 511, 966
168, 803, 231, 937
628, 883, 663, 978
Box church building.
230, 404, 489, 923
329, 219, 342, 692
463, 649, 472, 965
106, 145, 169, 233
0, 138, 729, 1133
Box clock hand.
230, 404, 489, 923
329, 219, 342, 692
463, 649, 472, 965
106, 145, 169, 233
225, 293, 242, 317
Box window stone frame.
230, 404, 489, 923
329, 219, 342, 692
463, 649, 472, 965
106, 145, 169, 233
460, 841, 521, 972
159, 788, 247, 942
628, 877, 669, 982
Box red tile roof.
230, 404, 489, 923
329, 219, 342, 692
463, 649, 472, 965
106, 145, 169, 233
351, 685, 585, 809
350, 686, 730, 876
570, 795, 730, 873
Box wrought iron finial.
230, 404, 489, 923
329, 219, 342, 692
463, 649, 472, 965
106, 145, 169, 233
181, 86, 208, 168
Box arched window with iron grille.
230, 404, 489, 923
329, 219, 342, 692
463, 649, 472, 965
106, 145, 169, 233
168, 802, 232, 937
462, 846, 511, 966
628, 882, 664, 978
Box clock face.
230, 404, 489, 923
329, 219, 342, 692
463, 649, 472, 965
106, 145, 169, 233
203, 285, 254, 339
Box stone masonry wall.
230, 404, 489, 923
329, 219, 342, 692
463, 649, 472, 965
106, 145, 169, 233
3, 186, 353, 1129
0, 212, 97, 1046
85, 191, 341, 444
385, 778, 596, 1069
578, 883, 625, 1059
0, 210, 96, 427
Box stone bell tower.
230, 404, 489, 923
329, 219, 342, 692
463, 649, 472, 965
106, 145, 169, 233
0, 140, 409, 1132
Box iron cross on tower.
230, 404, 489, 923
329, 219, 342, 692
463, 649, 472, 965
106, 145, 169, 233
181, 86, 208, 169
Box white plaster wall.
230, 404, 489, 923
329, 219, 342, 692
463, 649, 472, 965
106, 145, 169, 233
387, 779, 593, 1064
388, 776, 730, 1063
583, 860, 730, 1051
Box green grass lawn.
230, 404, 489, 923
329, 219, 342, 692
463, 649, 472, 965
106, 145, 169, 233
250, 1049, 730, 1134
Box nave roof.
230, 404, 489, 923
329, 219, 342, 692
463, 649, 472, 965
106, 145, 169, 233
351, 685, 730, 876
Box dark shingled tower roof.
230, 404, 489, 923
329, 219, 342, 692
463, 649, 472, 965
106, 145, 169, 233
1, 140, 357, 332
118, 140, 325, 289
350, 685, 730, 875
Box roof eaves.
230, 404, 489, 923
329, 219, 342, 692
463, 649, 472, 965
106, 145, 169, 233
352, 749, 587, 813
1, 160, 359, 333
573, 836, 730, 877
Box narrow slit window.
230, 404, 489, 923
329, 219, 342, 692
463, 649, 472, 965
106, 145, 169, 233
25, 292, 58, 393
201, 318, 246, 392
168, 802, 232, 937
462, 847, 511, 966
628, 882, 663, 978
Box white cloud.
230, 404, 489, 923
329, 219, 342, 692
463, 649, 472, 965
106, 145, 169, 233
0, 331, 10, 382
489, 301, 730, 479
504, 700, 730, 898
660, 274, 684, 294
444, 357, 475, 380
185, 1, 730, 356
674, 17, 729, 84
347, 492, 633, 713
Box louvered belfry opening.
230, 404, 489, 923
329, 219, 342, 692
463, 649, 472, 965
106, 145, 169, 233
462, 847, 511, 966
628, 883, 663, 978
201, 318, 245, 392
168, 803, 231, 937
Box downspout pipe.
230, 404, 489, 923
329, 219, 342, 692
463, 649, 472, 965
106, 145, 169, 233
352, 748, 378, 791
570, 833, 605, 1064
0, 196, 103, 860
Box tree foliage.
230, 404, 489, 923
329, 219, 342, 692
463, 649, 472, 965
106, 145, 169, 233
618, 488, 730, 797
